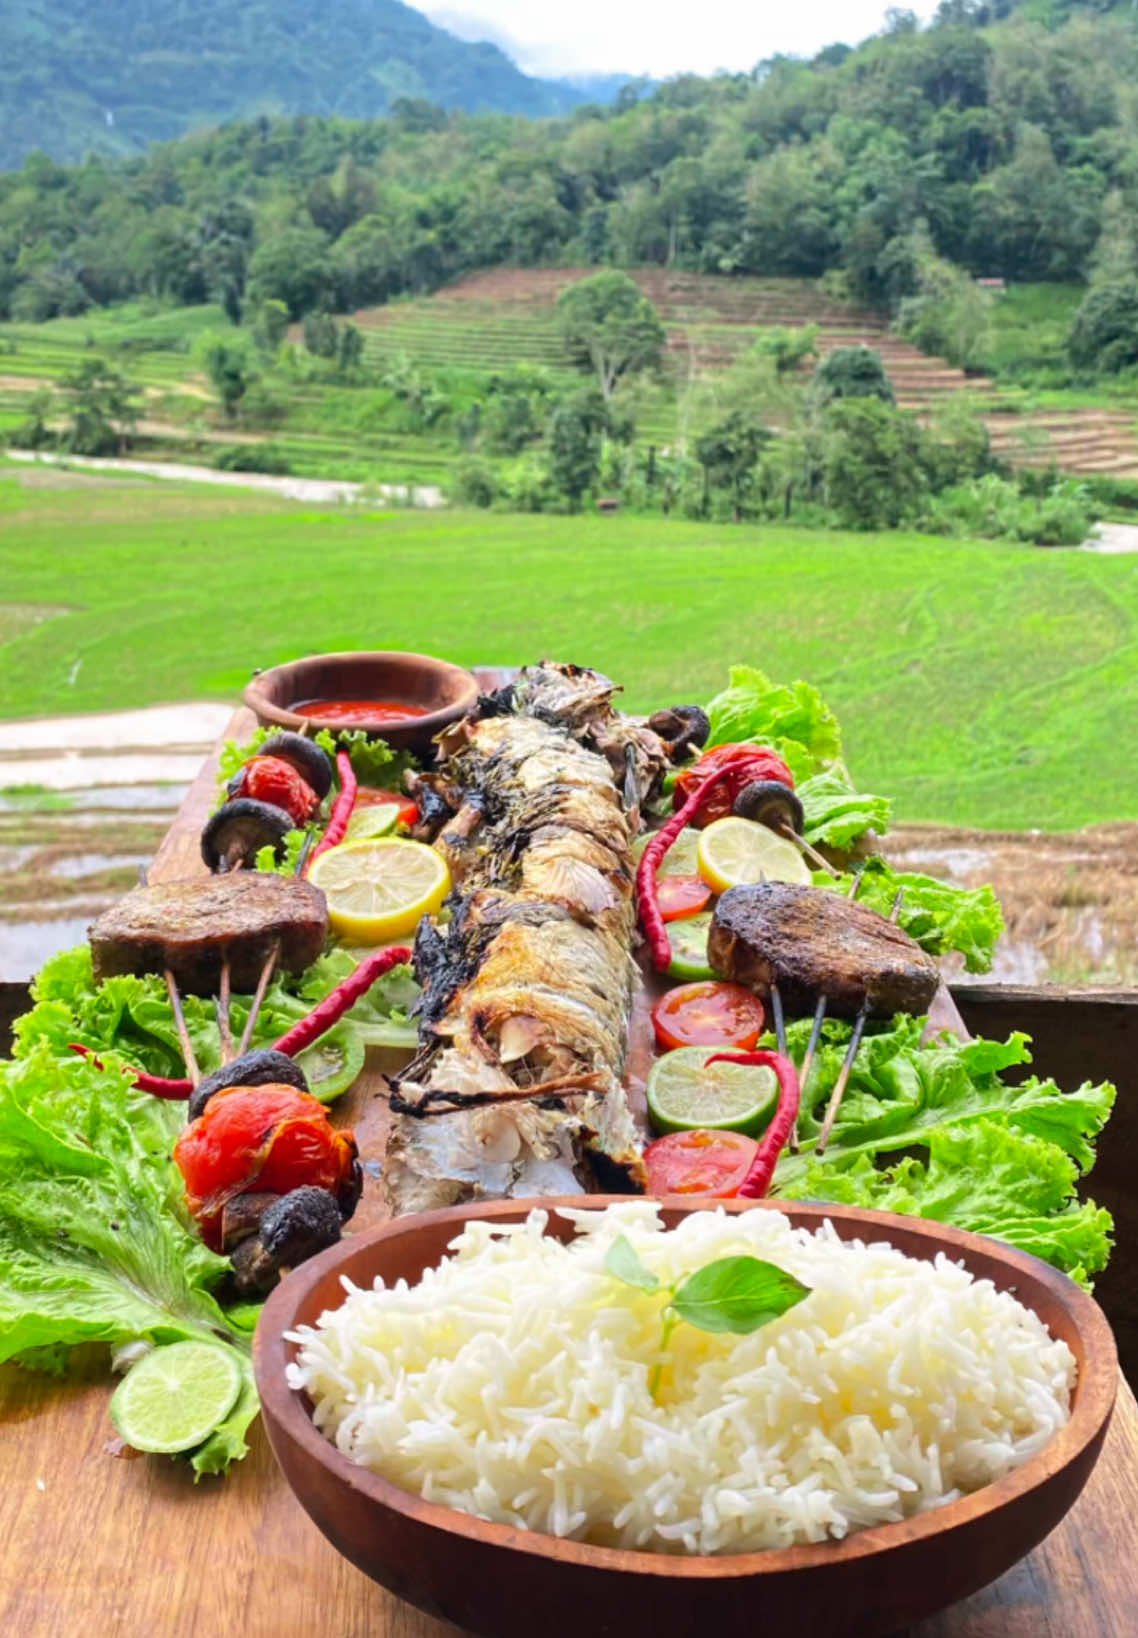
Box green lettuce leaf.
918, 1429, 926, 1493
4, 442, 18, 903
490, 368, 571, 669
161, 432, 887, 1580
218, 724, 417, 795
704, 665, 843, 767
296, 947, 420, 1048
813, 856, 1005, 974
771, 1016, 1115, 1286
0, 1047, 259, 1475
798, 769, 892, 848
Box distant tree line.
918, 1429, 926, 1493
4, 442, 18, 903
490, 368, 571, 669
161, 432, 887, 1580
5, 1, 1138, 328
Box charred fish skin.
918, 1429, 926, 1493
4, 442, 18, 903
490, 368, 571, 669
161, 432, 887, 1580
385, 664, 655, 1215
709, 882, 939, 1019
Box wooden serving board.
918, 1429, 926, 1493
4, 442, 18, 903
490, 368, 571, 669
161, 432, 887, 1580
2, 706, 1137, 1638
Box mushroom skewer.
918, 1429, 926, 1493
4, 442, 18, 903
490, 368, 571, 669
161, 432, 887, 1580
164, 968, 201, 1089
814, 887, 905, 1157
790, 870, 864, 1151
731, 779, 841, 879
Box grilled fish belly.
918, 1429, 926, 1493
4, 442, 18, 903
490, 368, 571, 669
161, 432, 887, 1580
386, 666, 663, 1215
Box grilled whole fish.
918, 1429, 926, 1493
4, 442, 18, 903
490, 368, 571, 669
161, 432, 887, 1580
386, 665, 666, 1214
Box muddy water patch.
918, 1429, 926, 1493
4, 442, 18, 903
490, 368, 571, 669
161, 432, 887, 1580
48, 851, 152, 880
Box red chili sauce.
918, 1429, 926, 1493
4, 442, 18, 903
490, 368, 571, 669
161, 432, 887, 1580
292, 698, 429, 727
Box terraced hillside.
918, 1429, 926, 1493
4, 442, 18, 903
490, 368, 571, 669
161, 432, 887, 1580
360, 269, 1138, 478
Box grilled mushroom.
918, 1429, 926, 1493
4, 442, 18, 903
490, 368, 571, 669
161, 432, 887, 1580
646, 705, 711, 759
201, 798, 294, 873
188, 1048, 309, 1121
228, 1185, 343, 1295
255, 733, 334, 800
732, 778, 805, 836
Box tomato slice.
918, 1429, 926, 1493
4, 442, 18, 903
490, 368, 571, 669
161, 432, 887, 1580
650, 981, 765, 1051
655, 874, 713, 923
355, 786, 419, 828
643, 1129, 759, 1198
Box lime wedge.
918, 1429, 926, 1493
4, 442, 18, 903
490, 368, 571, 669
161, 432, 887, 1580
110, 1341, 242, 1455
345, 803, 401, 843
632, 826, 701, 878
666, 913, 716, 981
647, 1046, 779, 1137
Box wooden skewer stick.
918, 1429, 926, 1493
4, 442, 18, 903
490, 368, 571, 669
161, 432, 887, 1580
815, 887, 904, 1157
236, 939, 280, 1058
790, 869, 865, 1152
776, 822, 842, 879
216, 956, 234, 1064
769, 979, 788, 1060
164, 967, 200, 1089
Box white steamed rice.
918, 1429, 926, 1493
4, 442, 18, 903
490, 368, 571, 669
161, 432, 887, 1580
286, 1202, 1075, 1555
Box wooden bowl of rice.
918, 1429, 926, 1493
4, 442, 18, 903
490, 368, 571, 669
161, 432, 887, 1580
254, 1198, 1117, 1638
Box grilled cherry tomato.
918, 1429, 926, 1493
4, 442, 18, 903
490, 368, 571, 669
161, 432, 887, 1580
173, 1084, 358, 1251
673, 744, 795, 828
238, 756, 319, 825
651, 981, 765, 1051
355, 786, 420, 829
643, 1129, 759, 1198
656, 874, 713, 923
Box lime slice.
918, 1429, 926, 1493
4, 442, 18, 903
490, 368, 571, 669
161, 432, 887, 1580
647, 1046, 779, 1137
345, 803, 401, 843
308, 837, 451, 943
632, 826, 701, 878
110, 1341, 242, 1455
666, 913, 716, 981
697, 816, 811, 893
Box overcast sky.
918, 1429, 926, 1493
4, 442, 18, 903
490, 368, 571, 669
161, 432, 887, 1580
420, 0, 941, 79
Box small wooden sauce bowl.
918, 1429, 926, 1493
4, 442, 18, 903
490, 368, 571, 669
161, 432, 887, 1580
243, 650, 480, 754
255, 1197, 1117, 1638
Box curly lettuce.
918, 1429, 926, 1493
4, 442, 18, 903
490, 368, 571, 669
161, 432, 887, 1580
771, 1015, 1115, 1287
813, 857, 1005, 974
0, 1047, 259, 1476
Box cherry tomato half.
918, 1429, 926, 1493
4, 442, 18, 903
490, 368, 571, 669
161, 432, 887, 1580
651, 981, 766, 1051
656, 874, 713, 923
240, 756, 319, 825
356, 786, 420, 829
644, 1129, 759, 1198
673, 744, 795, 828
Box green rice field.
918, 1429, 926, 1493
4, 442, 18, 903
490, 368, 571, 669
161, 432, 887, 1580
2, 463, 1136, 832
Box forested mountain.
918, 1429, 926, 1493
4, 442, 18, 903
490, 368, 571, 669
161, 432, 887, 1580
0, 0, 606, 170
4, 0, 1138, 325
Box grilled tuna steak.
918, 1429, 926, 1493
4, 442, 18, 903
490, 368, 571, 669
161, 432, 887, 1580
709, 882, 939, 1019
90, 873, 328, 993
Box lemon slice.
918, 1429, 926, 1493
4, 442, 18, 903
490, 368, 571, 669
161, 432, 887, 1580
632, 826, 701, 877
308, 838, 450, 943
647, 1047, 779, 1136
697, 816, 811, 893
345, 803, 401, 843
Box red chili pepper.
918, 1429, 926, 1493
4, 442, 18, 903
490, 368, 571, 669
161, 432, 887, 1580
637, 765, 740, 971
305, 751, 358, 874
69, 943, 411, 1101
704, 1050, 800, 1199
272, 944, 411, 1057
173, 1084, 358, 1250
69, 1042, 191, 1099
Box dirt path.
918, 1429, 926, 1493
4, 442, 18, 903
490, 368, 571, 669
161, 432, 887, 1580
4, 449, 445, 508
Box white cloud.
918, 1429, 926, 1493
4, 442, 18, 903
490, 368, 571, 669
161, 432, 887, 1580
419, 0, 940, 79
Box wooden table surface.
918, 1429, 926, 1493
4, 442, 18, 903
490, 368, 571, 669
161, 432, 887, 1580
2, 708, 1136, 1638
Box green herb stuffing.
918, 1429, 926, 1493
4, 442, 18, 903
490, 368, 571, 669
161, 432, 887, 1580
0, 1046, 258, 1476
812, 857, 1005, 974
768, 1015, 1115, 1288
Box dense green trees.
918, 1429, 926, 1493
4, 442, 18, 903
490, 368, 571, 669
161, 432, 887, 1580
5, 3, 1138, 329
